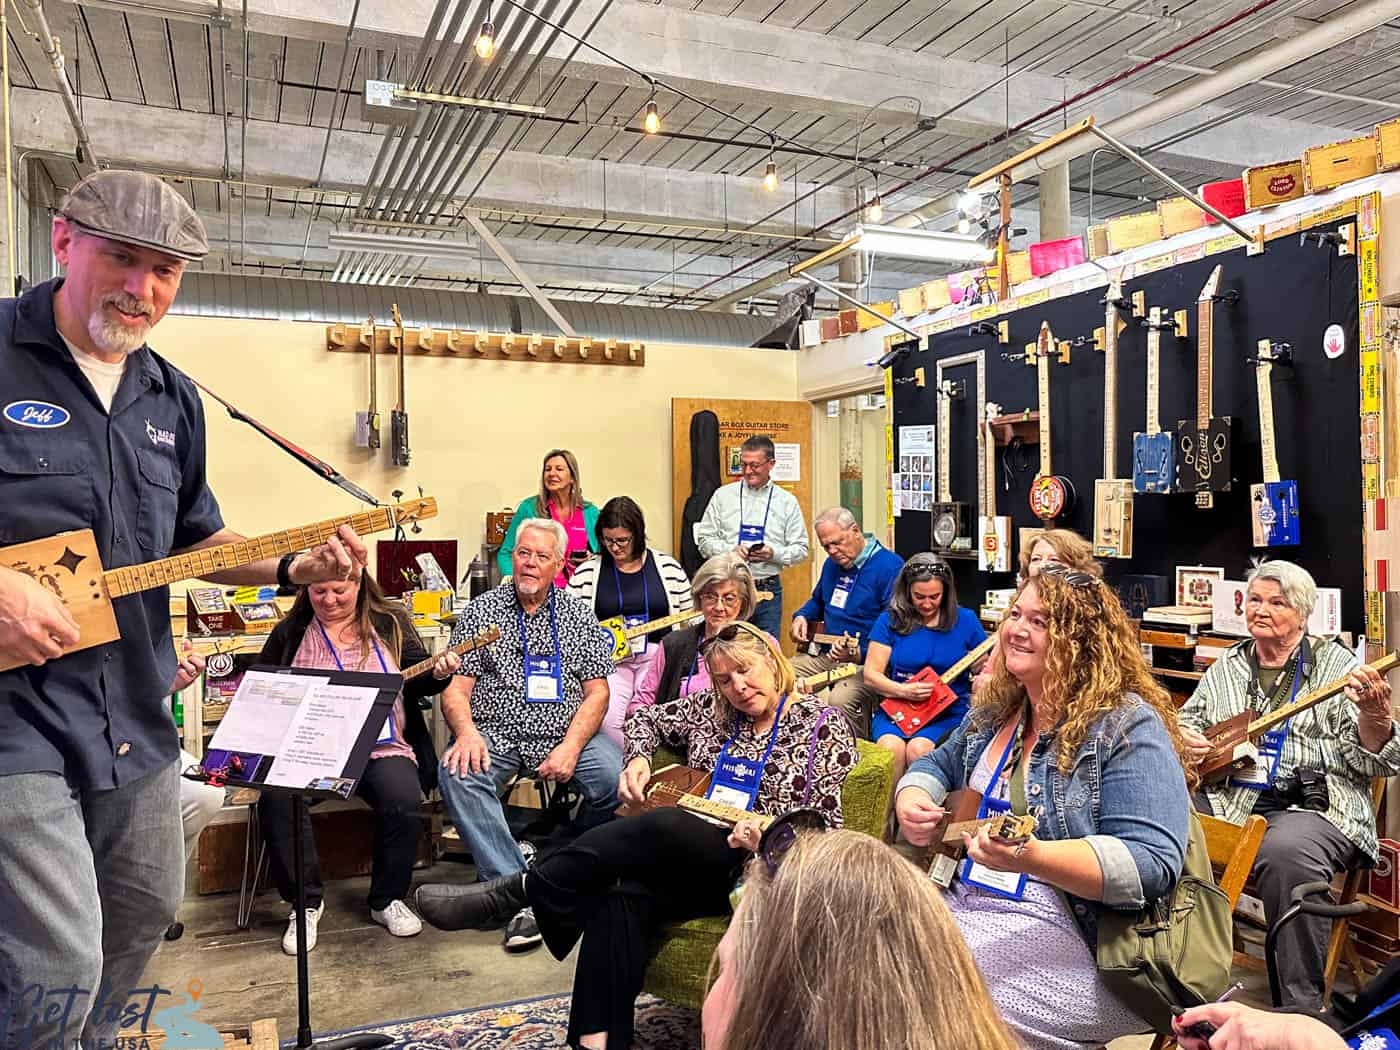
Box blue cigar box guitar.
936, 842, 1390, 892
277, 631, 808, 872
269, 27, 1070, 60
1132, 305, 1179, 494
1250, 340, 1300, 546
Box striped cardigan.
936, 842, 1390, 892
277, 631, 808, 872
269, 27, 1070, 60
567, 550, 693, 623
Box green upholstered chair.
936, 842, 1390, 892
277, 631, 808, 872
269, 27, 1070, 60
639, 739, 896, 1008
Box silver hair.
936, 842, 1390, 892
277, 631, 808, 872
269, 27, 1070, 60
516, 517, 568, 561
814, 506, 858, 531
1246, 559, 1317, 621
690, 551, 758, 620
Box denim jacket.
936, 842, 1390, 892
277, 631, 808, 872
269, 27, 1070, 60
897, 694, 1190, 947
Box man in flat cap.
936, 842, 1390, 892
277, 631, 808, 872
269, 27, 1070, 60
0, 170, 368, 1049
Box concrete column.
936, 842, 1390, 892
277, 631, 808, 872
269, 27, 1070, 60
837, 253, 863, 290
839, 397, 862, 526
1037, 163, 1072, 242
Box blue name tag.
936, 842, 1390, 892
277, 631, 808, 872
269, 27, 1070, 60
738, 523, 766, 545
525, 654, 561, 703
708, 753, 761, 811
623, 614, 648, 657
959, 798, 1027, 899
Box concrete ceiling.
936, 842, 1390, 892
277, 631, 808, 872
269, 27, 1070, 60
12, 0, 1400, 308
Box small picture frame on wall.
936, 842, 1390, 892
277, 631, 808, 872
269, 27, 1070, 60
727, 447, 743, 476
1176, 565, 1225, 609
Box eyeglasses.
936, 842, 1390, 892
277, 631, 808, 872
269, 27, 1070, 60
739, 459, 773, 473
757, 808, 830, 876
907, 559, 951, 580
700, 591, 743, 609
1039, 564, 1099, 588
698, 621, 747, 653
601, 535, 634, 551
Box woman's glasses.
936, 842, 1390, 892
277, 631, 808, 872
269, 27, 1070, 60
601, 535, 634, 551
698, 621, 746, 653
1039, 564, 1099, 589
908, 559, 951, 580
699, 591, 742, 609
757, 808, 829, 876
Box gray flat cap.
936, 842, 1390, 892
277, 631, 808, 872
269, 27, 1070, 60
60, 170, 208, 261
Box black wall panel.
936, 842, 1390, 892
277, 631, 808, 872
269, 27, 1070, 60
892, 220, 1363, 633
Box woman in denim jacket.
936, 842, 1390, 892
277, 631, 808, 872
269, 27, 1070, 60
895, 566, 1194, 1050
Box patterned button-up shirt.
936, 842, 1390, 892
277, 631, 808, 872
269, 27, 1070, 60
1180, 636, 1400, 862
449, 582, 614, 764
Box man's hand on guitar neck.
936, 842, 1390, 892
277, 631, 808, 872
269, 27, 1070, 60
289, 524, 369, 584
0, 566, 81, 667
618, 757, 652, 805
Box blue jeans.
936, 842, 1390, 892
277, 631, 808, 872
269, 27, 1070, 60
437, 731, 622, 881
0, 762, 183, 1050
748, 575, 783, 638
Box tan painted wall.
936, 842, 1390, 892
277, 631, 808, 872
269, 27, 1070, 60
152, 315, 800, 571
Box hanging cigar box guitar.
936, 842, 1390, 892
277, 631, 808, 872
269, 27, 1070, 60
978, 402, 1011, 573
932, 378, 972, 554
353, 314, 382, 450
598, 590, 773, 662
1199, 650, 1399, 784
1175, 265, 1237, 508
399, 625, 501, 680
390, 303, 411, 468
615, 764, 774, 829
1132, 305, 1181, 494
917, 786, 1039, 888
877, 635, 996, 737
0, 497, 439, 674
1093, 277, 1135, 558
798, 663, 860, 693
1250, 340, 1301, 547
1025, 322, 1075, 523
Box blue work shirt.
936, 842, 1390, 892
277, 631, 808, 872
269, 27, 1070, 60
0, 279, 224, 790
793, 537, 903, 658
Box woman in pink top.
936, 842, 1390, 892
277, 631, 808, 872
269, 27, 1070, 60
497, 449, 600, 587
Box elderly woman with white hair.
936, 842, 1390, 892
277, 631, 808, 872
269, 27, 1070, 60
1179, 559, 1400, 1009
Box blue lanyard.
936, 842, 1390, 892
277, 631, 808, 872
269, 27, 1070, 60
833, 547, 870, 595
977, 718, 1023, 813
518, 587, 563, 694
739, 484, 774, 532
316, 621, 389, 674
612, 554, 652, 623
1263, 646, 1308, 781
713, 693, 788, 790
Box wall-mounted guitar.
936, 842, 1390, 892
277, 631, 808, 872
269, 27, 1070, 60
932, 377, 972, 554
353, 314, 381, 451
1024, 321, 1074, 524
0, 497, 439, 673
978, 401, 1011, 573
1175, 265, 1237, 509
1249, 339, 1301, 547
1093, 276, 1134, 558
390, 303, 411, 468
1132, 305, 1182, 494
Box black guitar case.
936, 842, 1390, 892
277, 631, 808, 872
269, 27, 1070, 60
680, 410, 721, 577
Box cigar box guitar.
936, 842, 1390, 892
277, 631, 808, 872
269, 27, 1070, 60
978, 402, 1011, 573
398, 626, 501, 681
1250, 340, 1301, 547
1132, 306, 1180, 494
615, 764, 774, 829
916, 786, 1039, 887
878, 635, 996, 737
1025, 322, 1075, 523
1175, 265, 1237, 508
932, 378, 972, 553
1198, 650, 1399, 783
390, 303, 411, 468
1093, 276, 1135, 558
0, 497, 440, 673
599, 590, 773, 662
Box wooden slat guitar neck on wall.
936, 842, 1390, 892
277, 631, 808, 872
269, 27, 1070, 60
1018, 321, 1075, 524
1176, 264, 1238, 509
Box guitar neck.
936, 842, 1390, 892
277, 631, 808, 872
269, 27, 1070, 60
103, 500, 434, 599
812, 630, 858, 646
1146, 310, 1162, 435
1250, 651, 1399, 735
1103, 307, 1119, 477
401, 627, 500, 681
677, 792, 775, 830
1038, 353, 1052, 477
943, 635, 996, 684
625, 608, 703, 639
938, 391, 952, 502
1256, 352, 1280, 485
802, 664, 858, 690
1197, 297, 1213, 429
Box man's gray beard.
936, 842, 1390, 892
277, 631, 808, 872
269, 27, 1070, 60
88, 313, 149, 356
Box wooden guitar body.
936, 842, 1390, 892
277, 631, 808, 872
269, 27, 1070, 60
1175, 416, 1234, 505
1198, 711, 1257, 784
1132, 431, 1175, 494
1093, 479, 1135, 558
914, 787, 1039, 881
1251, 479, 1301, 546
615, 764, 774, 829
0, 530, 118, 667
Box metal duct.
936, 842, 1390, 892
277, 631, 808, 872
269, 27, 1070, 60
168, 273, 774, 348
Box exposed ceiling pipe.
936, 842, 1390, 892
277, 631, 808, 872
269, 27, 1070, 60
17, 0, 98, 174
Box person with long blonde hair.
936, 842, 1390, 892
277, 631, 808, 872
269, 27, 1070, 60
703, 829, 1019, 1050
895, 566, 1193, 1049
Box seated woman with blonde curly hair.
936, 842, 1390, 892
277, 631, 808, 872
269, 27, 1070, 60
896, 566, 1194, 1050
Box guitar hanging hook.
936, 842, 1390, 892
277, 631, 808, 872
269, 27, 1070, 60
1245, 341, 1293, 368
968, 321, 998, 338
1210, 287, 1240, 307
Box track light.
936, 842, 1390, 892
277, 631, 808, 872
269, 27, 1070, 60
475, 14, 496, 60
643, 98, 660, 135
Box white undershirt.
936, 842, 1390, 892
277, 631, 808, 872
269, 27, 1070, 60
62, 334, 127, 413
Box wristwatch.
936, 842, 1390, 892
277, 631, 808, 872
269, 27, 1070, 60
277, 551, 300, 589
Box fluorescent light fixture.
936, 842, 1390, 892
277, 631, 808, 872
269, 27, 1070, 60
327, 230, 476, 262
851, 224, 994, 264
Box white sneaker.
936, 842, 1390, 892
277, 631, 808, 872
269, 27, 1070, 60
371, 899, 423, 937
281, 902, 324, 955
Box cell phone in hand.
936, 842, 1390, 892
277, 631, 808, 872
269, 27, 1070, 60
1169, 1006, 1217, 1042
570, 549, 590, 566
748, 543, 764, 554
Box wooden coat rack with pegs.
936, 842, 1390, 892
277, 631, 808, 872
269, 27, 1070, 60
327, 324, 646, 368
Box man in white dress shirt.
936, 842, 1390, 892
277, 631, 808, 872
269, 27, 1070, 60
696, 434, 809, 638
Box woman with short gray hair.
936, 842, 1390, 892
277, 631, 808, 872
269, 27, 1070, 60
627, 552, 759, 717
1179, 558, 1399, 1009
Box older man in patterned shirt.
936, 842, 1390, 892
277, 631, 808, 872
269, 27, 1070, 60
435, 517, 620, 951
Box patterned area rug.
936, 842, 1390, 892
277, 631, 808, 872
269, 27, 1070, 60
307, 994, 700, 1049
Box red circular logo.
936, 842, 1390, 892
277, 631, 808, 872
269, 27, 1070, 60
1029, 476, 1066, 519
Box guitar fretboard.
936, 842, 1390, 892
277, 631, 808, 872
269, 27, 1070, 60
1251, 651, 1399, 736
625, 608, 703, 639
1146, 308, 1163, 436
943, 635, 996, 684
103, 500, 433, 598
1255, 345, 1280, 485
1102, 294, 1121, 477
801, 663, 859, 690
937, 383, 953, 503
1037, 322, 1053, 478
1195, 265, 1222, 431
401, 627, 500, 681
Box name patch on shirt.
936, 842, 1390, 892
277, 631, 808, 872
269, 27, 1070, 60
145, 419, 176, 448
4, 399, 71, 429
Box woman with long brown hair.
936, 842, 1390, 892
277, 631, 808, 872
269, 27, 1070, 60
703, 829, 1018, 1050
256, 572, 456, 954
497, 448, 599, 584
896, 566, 1193, 1049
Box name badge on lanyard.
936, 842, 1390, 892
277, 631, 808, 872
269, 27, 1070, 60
960, 724, 1028, 900
738, 485, 774, 547
707, 696, 786, 813
1231, 650, 1305, 790
830, 573, 856, 610
521, 593, 564, 703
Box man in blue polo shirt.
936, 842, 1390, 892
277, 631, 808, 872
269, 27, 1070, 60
0, 170, 368, 1050
790, 507, 903, 738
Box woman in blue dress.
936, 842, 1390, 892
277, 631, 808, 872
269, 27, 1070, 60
862, 553, 987, 785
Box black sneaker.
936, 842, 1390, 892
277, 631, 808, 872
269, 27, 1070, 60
503, 906, 542, 952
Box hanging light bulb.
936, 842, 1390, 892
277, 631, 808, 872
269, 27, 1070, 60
763, 160, 778, 191
868, 194, 884, 223
475, 11, 496, 60
957, 217, 971, 235
643, 98, 661, 135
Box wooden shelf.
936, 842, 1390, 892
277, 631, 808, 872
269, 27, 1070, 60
1152, 667, 1205, 681
988, 411, 1040, 447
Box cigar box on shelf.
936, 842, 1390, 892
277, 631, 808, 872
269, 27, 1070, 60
1243, 160, 1305, 209
897, 287, 925, 318
1380, 117, 1400, 173
1142, 605, 1213, 629
1193, 633, 1236, 671
1158, 197, 1208, 237
1087, 224, 1111, 260
1303, 134, 1378, 193
1106, 211, 1163, 254
838, 309, 859, 335
819, 316, 841, 341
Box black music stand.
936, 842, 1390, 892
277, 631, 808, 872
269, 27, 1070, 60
188, 665, 401, 1050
